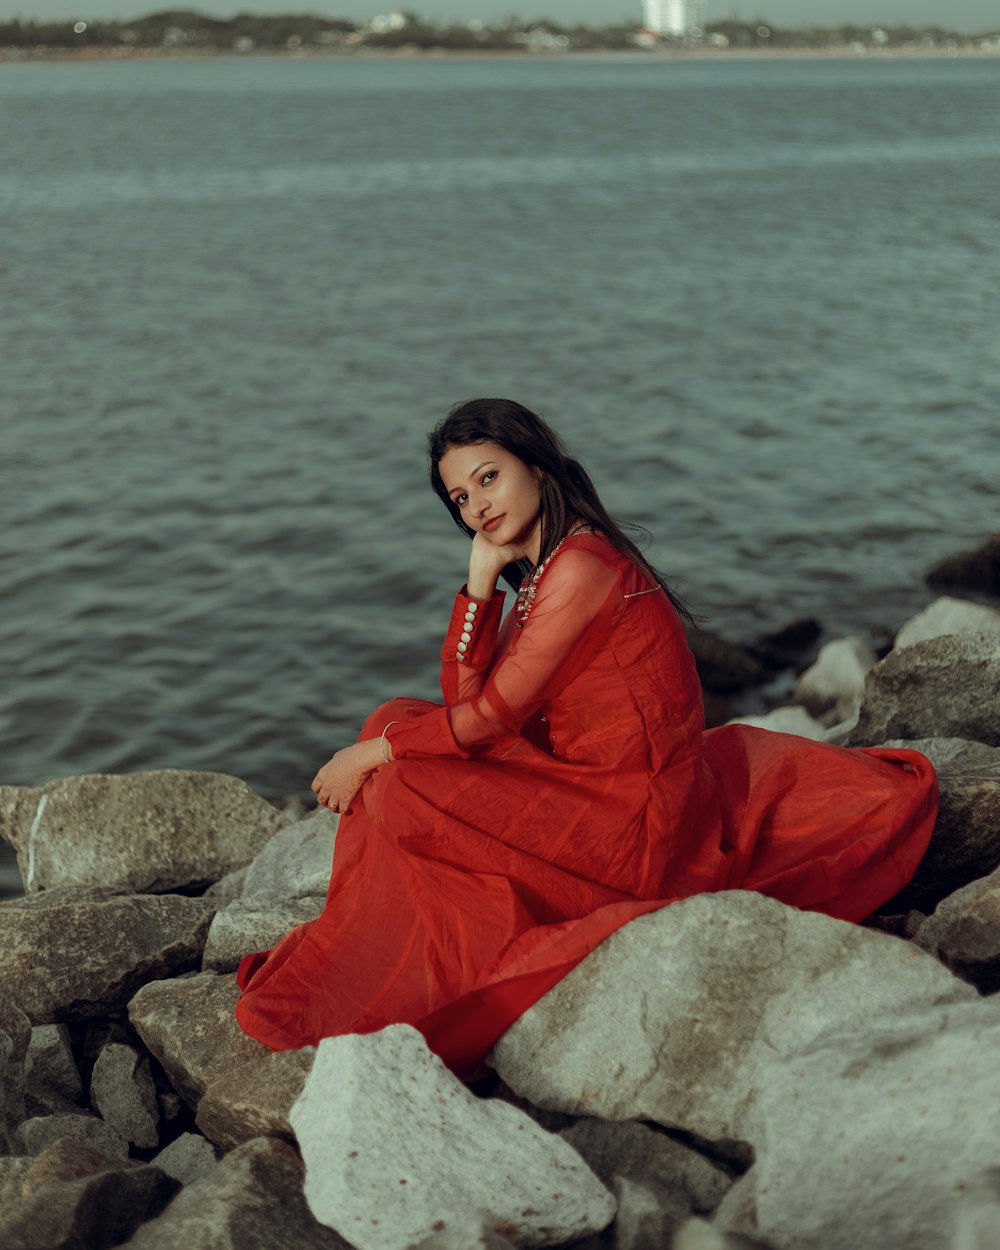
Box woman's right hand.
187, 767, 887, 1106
468, 531, 525, 599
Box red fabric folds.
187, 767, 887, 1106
235, 533, 938, 1077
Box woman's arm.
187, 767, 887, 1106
390, 546, 622, 760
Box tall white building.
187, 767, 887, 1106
642, 0, 703, 36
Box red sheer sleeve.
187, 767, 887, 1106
389, 547, 623, 760
438, 586, 506, 706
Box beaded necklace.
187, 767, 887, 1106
514, 526, 591, 629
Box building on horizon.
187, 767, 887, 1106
642, 0, 704, 36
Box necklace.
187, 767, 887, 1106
514, 526, 590, 629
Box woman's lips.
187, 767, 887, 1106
483, 514, 506, 533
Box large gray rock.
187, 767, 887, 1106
848, 633, 1000, 748
714, 997, 1000, 1250
913, 863, 1000, 994
128, 972, 314, 1151
877, 739, 1000, 913
0, 769, 283, 894
0, 1138, 176, 1250
794, 636, 876, 725
489, 892, 973, 1145
725, 706, 827, 741
559, 1118, 731, 1218
289, 1025, 617, 1250
0, 887, 216, 1023
16, 1111, 129, 1159
150, 1132, 218, 1187
26, 1024, 82, 1105
122, 1136, 347, 1250
202, 896, 324, 973
0, 1004, 31, 1150
926, 533, 1000, 594
91, 1042, 160, 1149
895, 595, 1000, 649
241, 809, 337, 900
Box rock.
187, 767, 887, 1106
0, 769, 283, 894
0, 1156, 33, 1212
150, 1132, 218, 1186
608, 1176, 680, 1249
793, 636, 876, 724
926, 533, 1000, 594
559, 1118, 731, 1217
0, 1004, 31, 1149
91, 1042, 160, 1149
847, 633, 1000, 748
912, 864, 1000, 994
204, 865, 248, 902
26, 1024, 82, 1104
0, 887, 216, 1023
16, 1111, 129, 1159
122, 1136, 346, 1250
951, 1168, 1000, 1250
202, 897, 324, 973
19, 1137, 129, 1199
128, 972, 314, 1151
489, 892, 974, 1145
725, 705, 828, 741
748, 617, 822, 671
714, 997, 1000, 1250
289, 1025, 616, 1250
0, 1142, 175, 1250
895, 595, 1000, 649
241, 809, 337, 900
673, 1216, 762, 1249
687, 629, 766, 692
877, 739, 1000, 913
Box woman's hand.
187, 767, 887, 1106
311, 740, 383, 814
468, 531, 527, 600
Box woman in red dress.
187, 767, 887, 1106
235, 398, 937, 1076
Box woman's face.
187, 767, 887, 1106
439, 441, 542, 561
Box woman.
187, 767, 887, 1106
235, 398, 937, 1076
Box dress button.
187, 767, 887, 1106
456, 651, 465, 661
460, 631, 471, 644
464, 613, 476, 625
457, 640, 467, 653
467, 601, 478, 613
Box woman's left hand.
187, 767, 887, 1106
311, 741, 381, 814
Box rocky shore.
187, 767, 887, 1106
1, 537, 999, 1250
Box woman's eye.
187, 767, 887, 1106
456, 493, 468, 507
482, 471, 497, 486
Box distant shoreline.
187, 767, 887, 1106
5, 44, 1000, 66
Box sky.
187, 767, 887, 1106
4, 0, 997, 30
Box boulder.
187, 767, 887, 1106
0, 1140, 175, 1250
204, 865, 248, 902
202, 897, 324, 973
0, 769, 283, 894
121, 1136, 347, 1250
912, 864, 1000, 994
0, 1157, 33, 1212
16, 1111, 129, 1159
241, 809, 337, 900
91, 1042, 160, 1149
128, 972, 313, 1151
558, 1118, 731, 1218
877, 739, 1000, 913
26, 1024, 82, 1105
19, 1137, 131, 1199
895, 595, 1000, 649
747, 616, 822, 672
150, 1132, 218, 1187
0, 887, 215, 1023
925, 533, 1000, 594
793, 636, 876, 724
847, 633, 1000, 749
713, 997, 1000, 1250
687, 630, 766, 692
489, 892, 973, 1145
0, 1004, 31, 1149
725, 706, 827, 740
289, 1025, 616, 1250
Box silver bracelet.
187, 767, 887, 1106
380, 721, 398, 764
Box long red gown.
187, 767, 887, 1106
235, 533, 937, 1076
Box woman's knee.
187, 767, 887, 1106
357, 697, 440, 742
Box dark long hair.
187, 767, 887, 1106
427, 397, 691, 623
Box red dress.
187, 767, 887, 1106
235, 533, 937, 1075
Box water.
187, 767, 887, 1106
2, 53, 999, 812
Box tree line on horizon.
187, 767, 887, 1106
0, 9, 995, 52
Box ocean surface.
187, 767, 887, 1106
2, 53, 999, 841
